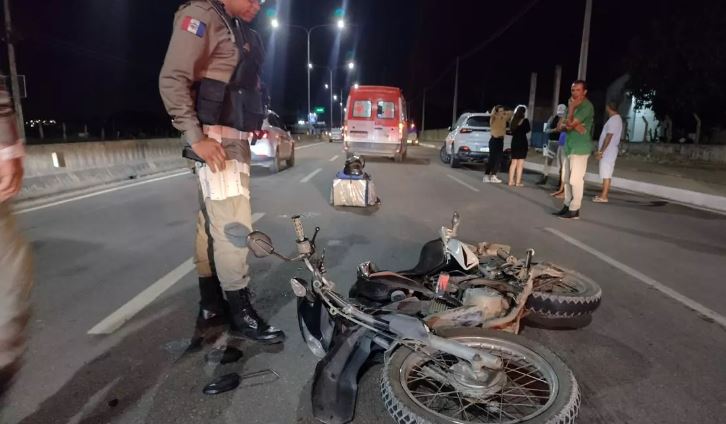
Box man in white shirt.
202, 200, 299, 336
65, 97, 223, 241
594, 102, 623, 202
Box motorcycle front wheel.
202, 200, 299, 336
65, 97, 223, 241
381, 328, 580, 424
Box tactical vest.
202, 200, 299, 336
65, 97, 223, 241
196, 0, 265, 132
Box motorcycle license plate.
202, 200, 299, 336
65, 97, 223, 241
480, 147, 489, 152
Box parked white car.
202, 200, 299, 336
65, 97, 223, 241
250, 111, 295, 173
440, 112, 513, 169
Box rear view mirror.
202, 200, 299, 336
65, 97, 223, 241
247, 231, 275, 258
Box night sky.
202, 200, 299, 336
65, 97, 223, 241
4, 0, 666, 131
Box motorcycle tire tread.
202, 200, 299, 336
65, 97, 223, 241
526, 272, 602, 317
380, 328, 581, 424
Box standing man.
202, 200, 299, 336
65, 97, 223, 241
537, 104, 566, 186
483, 105, 512, 183
553, 80, 594, 220
593, 102, 623, 203
159, 0, 284, 344
0, 76, 33, 394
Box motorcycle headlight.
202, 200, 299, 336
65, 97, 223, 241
290, 278, 307, 297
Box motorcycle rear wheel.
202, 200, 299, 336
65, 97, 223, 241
526, 267, 602, 318
381, 328, 580, 424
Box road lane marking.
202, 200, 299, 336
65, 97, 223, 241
545, 227, 726, 329
421, 143, 440, 150
300, 168, 322, 183
88, 258, 195, 335
296, 142, 323, 150
329, 155, 340, 162
447, 174, 480, 192
88, 213, 266, 335
15, 170, 191, 215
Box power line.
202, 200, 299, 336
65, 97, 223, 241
409, 0, 542, 103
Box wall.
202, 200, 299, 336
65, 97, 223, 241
19, 138, 189, 202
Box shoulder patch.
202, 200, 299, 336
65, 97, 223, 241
181, 16, 207, 37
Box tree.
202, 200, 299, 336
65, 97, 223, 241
625, 0, 726, 136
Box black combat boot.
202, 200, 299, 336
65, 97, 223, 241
552, 205, 569, 216
225, 288, 285, 344
196, 276, 229, 331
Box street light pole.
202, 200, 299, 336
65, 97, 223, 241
328, 69, 333, 130
578, 0, 593, 80
452, 56, 460, 127
307, 30, 311, 124
421, 87, 427, 136
3, 0, 25, 139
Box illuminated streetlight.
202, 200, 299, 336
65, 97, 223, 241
347, 61, 355, 70
324, 83, 329, 89
337, 19, 346, 29
270, 18, 279, 29
333, 94, 338, 101
354, 83, 359, 89
308, 63, 313, 70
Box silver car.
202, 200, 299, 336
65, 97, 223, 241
441, 112, 513, 169
250, 111, 295, 173
329, 127, 343, 143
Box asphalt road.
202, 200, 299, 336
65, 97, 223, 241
2, 140, 725, 424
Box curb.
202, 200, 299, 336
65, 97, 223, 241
524, 161, 726, 214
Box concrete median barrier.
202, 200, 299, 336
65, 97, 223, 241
19, 138, 189, 202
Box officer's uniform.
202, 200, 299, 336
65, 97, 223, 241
0, 75, 33, 393
159, 0, 283, 343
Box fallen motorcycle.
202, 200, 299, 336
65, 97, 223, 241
247, 215, 581, 424
350, 212, 602, 332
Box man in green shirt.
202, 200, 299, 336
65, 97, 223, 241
554, 80, 594, 220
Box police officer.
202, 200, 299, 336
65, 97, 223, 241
159, 0, 284, 344
0, 75, 33, 394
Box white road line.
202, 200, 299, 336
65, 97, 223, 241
545, 227, 726, 329
329, 155, 340, 162
447, 174, 480, 192
88, 258, 196, 335
88, 212, 266, 335
15, 170, 191, 215
296, 142, 323, 150
300, 168, 322, 183
421, 143, 440, 150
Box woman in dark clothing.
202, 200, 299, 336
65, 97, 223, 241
508, 105, 530, 186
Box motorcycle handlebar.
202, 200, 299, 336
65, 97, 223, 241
292, 215, 305, 241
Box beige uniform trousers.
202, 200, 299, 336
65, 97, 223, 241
0, 202, 33, 385
194, 128, 253, 291
563, 154, 590, 211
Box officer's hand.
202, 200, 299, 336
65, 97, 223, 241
192, 138, 227, 172
0, 158, 24, 202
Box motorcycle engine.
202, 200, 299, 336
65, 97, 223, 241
461, 287, 509, 320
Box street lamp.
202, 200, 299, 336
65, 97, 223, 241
354, 83, 359, 89
310, 62, 356, 129
271, 20, 348, 128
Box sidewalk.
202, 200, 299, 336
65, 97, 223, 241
524, 150, 726, 213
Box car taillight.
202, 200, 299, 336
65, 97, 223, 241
460, 128, 472, 134
460, 146, 470, 152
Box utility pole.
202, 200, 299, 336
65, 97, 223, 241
578, 0, 593, 80
4, 0, 25, 139
552, 65, 562, 115
528, 72, 537, 124
421, 88, 427, 136
452, 56, 460, 127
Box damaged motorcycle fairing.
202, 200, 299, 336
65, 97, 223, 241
310, 325, 379, 424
